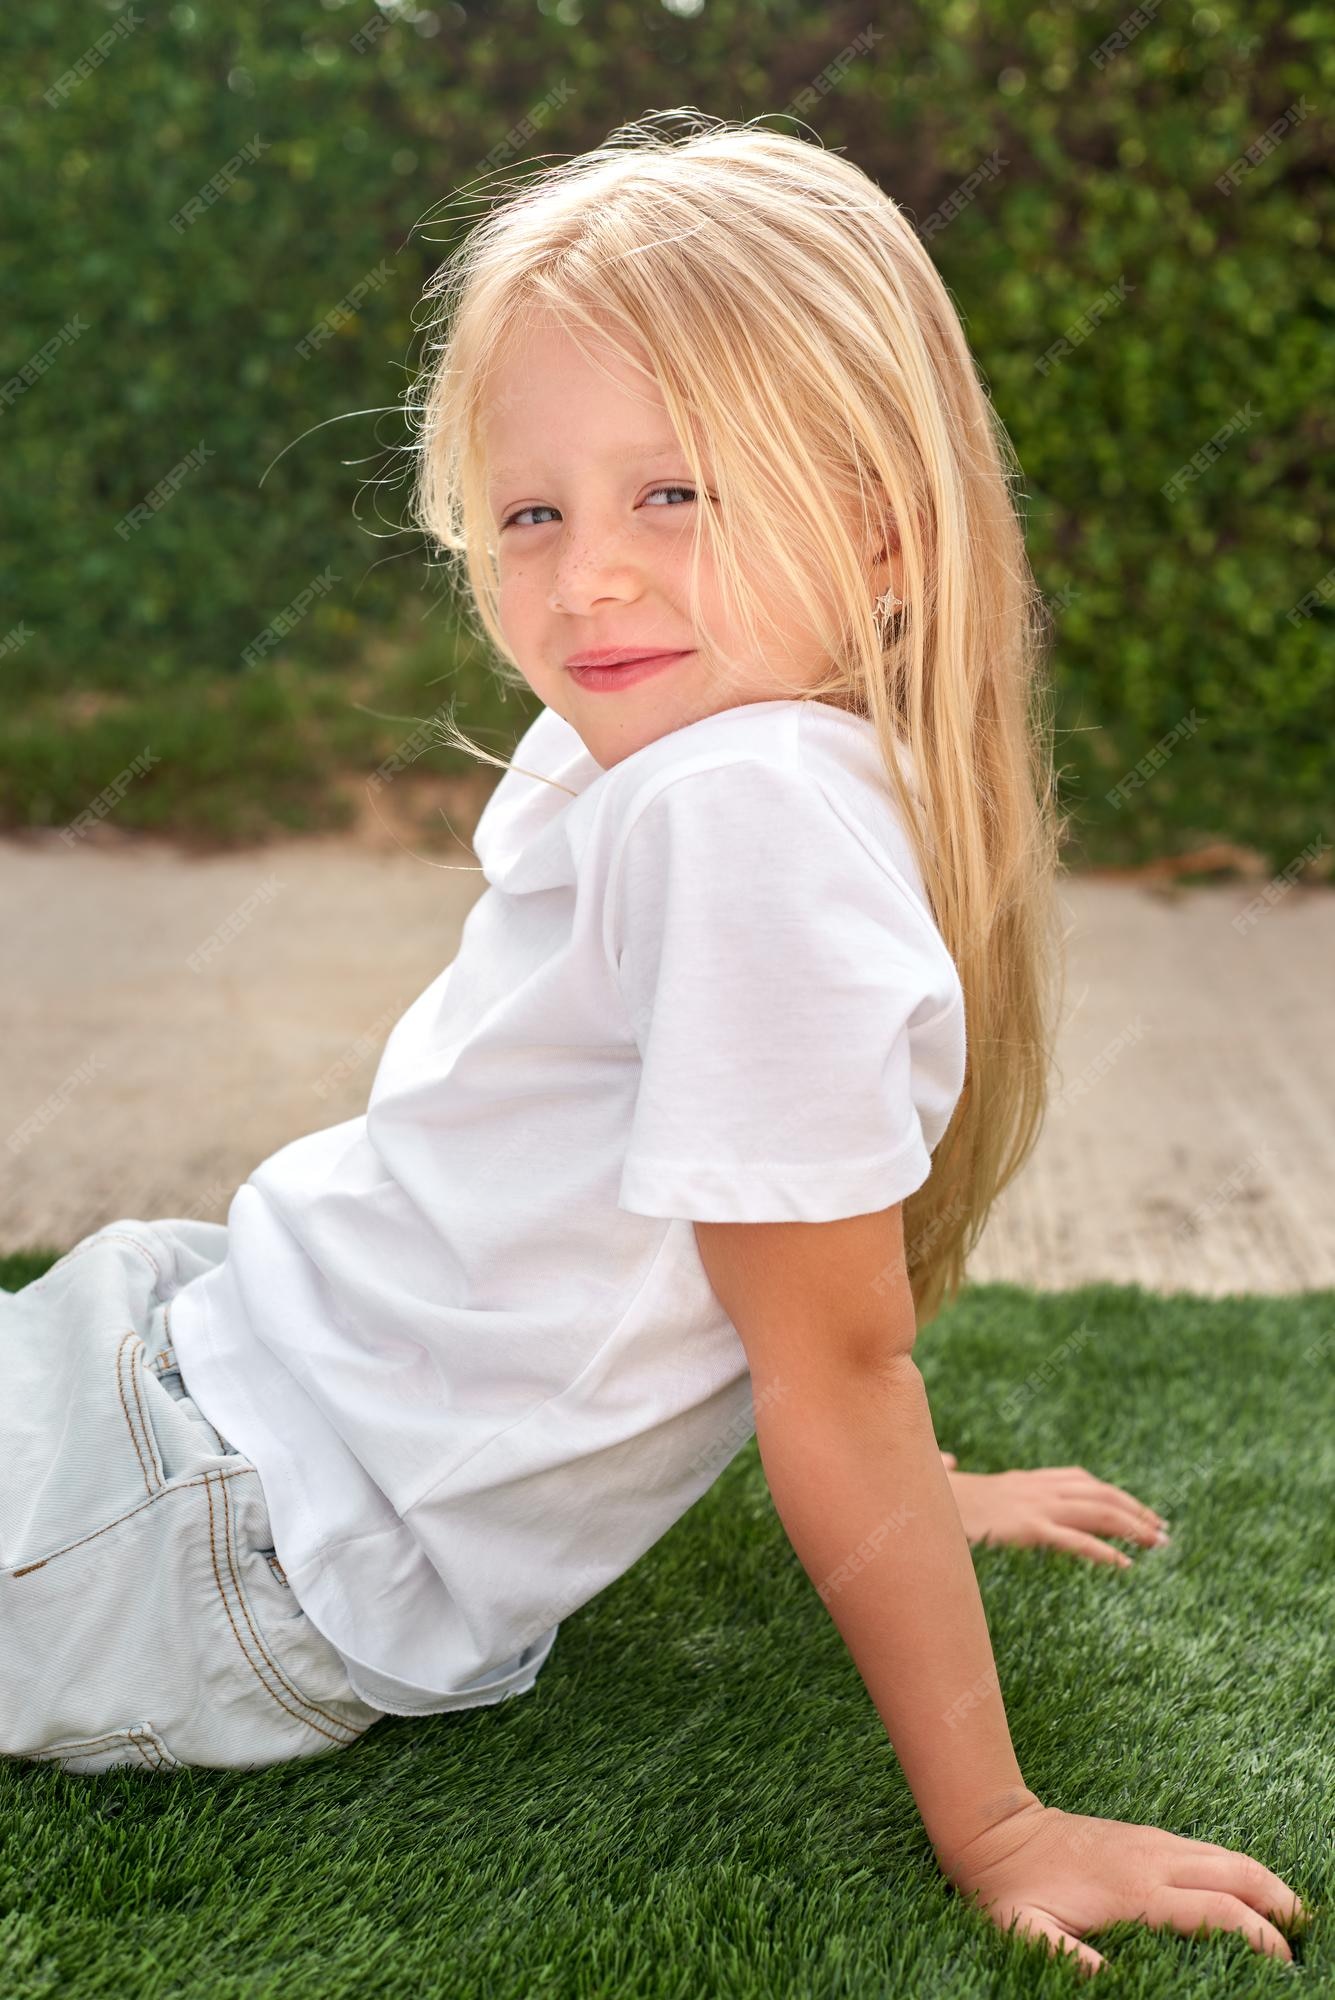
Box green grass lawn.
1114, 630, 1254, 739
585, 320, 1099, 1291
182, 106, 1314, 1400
0, 1260, 1330, 1997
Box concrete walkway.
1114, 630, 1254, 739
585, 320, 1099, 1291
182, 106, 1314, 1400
3, 826, 1333, 1293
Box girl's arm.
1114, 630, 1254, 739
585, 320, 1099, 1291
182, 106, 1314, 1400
694, 1204, 1033, 1863
693, 1203, 1307, 1974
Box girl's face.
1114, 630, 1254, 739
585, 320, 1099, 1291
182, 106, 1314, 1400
482, 316, 889, 771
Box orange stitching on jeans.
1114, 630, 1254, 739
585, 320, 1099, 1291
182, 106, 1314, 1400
9, 1465, 253, 1576
99, 1230, 165, 1286
116, 1331, 160, 1498
157, 1305, 179, 1377
6, 1473, 358, 1748
16, 1726, 172, 1770
18, 1228, 167, 1298
160, 1301, 230, 1455
128, 1727, 170, 1770
203, 1471, 359, 1746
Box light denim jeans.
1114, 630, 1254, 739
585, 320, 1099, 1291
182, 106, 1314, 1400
0, 1216, 386, 1776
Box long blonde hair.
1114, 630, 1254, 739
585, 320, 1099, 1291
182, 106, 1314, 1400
406, 110, 1067, 1328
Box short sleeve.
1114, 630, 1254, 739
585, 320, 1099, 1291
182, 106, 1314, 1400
608, 757, 947, 1223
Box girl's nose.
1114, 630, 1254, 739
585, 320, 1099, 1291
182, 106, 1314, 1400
547, 567, 641, 618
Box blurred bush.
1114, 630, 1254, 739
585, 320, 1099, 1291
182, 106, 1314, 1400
1, 0, 1330, 865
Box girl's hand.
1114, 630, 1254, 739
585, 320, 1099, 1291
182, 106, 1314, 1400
937, 1796, 1310, 1976
938, 1452, 1168, 1566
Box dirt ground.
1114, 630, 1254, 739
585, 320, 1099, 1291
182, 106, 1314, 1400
4, 803, 1333, 1294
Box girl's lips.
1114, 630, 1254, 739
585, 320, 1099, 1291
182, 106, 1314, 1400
566, 649, 694, 692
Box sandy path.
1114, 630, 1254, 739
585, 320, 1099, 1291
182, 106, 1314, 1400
3, 824, 1333, 1293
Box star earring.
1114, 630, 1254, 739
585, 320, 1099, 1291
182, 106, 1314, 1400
874, 584, 904, 644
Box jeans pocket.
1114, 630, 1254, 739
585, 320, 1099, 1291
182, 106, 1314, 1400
145, 1338, 237, 1465
222, 1467, 384, 1749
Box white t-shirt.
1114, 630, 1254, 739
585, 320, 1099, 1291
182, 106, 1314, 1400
167, 698, 967, 1717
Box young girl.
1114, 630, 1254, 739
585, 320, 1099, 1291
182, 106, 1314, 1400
1, 113, 1306, 1975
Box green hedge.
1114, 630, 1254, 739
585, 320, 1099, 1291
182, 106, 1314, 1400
2, 0, 1331, 866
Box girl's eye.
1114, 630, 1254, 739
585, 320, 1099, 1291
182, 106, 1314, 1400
642, 484, 697, 508
499, 484, 700, 531
501, 503, 559, 530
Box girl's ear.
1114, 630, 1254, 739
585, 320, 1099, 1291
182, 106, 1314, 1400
870, 515, 904, 606
849, 471, 905, 612
857, 475, 900, 568
872, 493, 902, 560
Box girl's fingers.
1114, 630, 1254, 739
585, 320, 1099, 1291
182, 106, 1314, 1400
1166, 1844, 1307, 1925
1008, 1908, 1105, 1977
1143, 1887, 1293, 1963
1045, 1497, 1167, 1547
1042, 1525, 1133, 1568
1091, 1483, 1166, 1532
1042, 1471, 1167, 1533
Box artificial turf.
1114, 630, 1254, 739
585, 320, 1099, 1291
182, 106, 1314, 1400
0, 1253, 1330, 1998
